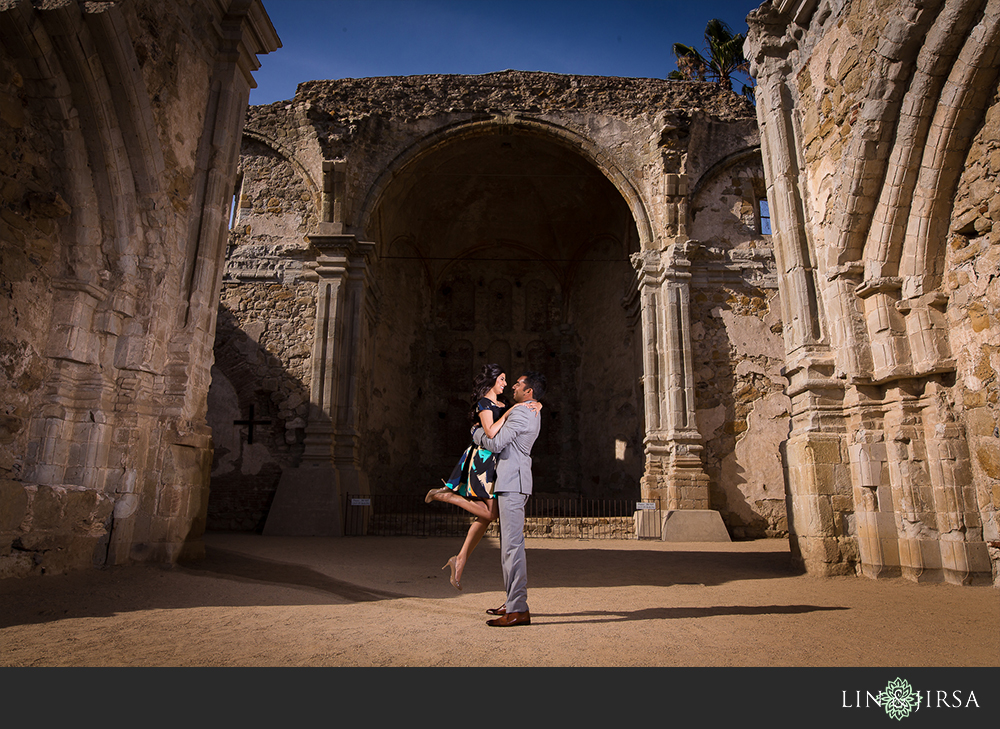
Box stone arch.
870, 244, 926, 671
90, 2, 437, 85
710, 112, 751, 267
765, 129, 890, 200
357, 116, 654, 251
360, 120, 646, 499
685, 149, 788, 539
688, 147, 772, 246
228, 73, 766, 543
231, 132, 321, 245
0, 0, 278, 575
242, 127, 322, 217
210, 127, 325, 532
688, 147, 765, 200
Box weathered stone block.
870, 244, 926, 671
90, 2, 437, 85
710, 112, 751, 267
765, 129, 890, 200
792, 493, 835, 537
918, 539, 944, 570
64, 487, 112, 535
660, 509, 731, 542
156, 485, 186, 518
0, 480, 28, 532
975, 443, 1000, 479
796, 535, 844, 568
29, 485, 66, 530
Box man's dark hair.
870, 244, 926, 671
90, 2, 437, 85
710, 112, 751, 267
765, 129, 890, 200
522, 371, 546, 400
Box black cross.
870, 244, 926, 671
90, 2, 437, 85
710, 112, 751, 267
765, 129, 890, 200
234, 404, 271, 444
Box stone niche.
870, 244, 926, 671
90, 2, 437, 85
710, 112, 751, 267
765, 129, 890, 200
208, 71, 785, 540
0, 0, 279, 578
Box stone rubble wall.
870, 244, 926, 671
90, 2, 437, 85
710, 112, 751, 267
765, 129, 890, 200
245, 73, 759, 246
207, 281, 315, 530
947, 71, 1000, 578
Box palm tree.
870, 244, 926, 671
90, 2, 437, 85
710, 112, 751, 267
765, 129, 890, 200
670, 18, 753, 100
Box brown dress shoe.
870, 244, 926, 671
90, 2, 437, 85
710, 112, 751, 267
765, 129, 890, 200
487, 610, 531, 627
485, 604, 506, 616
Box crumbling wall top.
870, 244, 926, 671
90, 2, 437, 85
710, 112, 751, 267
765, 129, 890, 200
285, 70, 756, 122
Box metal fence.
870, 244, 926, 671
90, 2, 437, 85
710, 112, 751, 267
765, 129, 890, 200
344, 493, 664, 539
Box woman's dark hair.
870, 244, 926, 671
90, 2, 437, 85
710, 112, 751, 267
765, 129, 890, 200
470, 363, 505, 422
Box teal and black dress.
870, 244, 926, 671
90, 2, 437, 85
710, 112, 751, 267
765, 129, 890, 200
442, 398, 507, 500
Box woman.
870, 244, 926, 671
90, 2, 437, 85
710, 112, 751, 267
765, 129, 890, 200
425, 363, 541, 590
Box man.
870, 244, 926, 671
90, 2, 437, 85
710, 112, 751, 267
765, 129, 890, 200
473, 371, 546, 627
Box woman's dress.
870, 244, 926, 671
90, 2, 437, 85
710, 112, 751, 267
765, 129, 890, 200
441, 398, 506, 500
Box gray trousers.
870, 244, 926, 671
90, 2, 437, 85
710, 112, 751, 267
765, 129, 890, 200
497, 491, 529, 613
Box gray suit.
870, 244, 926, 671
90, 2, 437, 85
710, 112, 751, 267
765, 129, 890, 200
473, 403, 540, 613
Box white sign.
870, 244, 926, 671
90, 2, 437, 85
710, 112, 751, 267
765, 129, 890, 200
636, 502, 656, 510
350, 498, 371, 507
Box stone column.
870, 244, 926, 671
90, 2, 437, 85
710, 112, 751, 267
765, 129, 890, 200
921, 384, 990, 586
848, 406, 900, 580
632, 242, 729, 541
879, 381, 991, 585
751, 41, 857, 574
263, 227, 376, 536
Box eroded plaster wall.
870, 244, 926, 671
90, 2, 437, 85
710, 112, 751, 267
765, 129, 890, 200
690, 154, 788, 537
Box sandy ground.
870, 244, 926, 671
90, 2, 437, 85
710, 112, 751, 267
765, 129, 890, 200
1, 532, 997, 667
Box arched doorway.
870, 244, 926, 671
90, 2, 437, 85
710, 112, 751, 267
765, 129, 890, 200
360, 125, 645, 500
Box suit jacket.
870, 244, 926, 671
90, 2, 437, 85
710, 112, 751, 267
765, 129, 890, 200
473, 403, 540, 495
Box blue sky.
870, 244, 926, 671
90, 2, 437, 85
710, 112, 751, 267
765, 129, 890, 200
250, 0, 763, 104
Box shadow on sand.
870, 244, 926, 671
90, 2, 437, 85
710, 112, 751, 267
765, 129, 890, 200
537, 604, 848, 625
180, 546, 408, 602
0, 537, 817, 629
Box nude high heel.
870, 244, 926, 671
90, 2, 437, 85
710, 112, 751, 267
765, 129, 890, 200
425, 487, 450, 503
442, 556, 462, 591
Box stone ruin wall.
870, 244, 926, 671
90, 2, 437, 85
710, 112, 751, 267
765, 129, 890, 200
748, 0, 999, 584
0, 0, 278, 577
252, 73, 760, 244
207, 131, 320, 531
690, 155, 788, 538
211, 72, 789, 538
949, 89, 1000, 540
208, 281, 315, 530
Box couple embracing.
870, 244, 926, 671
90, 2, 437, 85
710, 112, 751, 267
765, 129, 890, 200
426, 364, 546, 627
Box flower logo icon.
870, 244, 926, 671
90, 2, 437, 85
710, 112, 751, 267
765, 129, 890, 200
877, 678, 921, 720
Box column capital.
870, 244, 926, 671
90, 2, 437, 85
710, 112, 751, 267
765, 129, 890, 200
305, 232, 376, 279
630, 239, 700, 281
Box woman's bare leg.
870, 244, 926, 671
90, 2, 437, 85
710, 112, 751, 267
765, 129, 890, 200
428, 489, 493, 520
453, 499, 498, 585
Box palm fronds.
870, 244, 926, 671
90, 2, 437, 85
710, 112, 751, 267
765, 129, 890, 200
671, 18, 752, 97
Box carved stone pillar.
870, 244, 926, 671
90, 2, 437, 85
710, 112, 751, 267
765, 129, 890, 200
749, 26, 859, 574
783, 350, 853, 575
263, 228, 376, 536
632, 242, 729, 541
